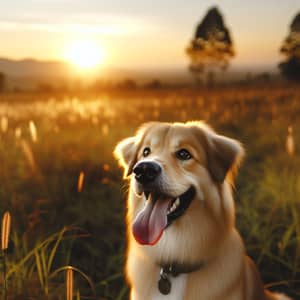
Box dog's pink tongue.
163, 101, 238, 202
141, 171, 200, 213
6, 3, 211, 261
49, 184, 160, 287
132, 197, 170, 245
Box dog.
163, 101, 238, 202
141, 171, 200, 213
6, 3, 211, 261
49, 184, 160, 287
114, 121, 291, 300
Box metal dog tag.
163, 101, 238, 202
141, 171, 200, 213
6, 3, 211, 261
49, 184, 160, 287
158, 276, 171, 295
158, 267, 171, 295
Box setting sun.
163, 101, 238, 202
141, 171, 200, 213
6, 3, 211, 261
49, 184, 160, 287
64, 40, 105, 69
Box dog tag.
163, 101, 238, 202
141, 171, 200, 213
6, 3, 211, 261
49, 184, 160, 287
158, 276, 171, 295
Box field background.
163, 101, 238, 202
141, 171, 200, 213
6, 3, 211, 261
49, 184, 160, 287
0, 84, 300, 299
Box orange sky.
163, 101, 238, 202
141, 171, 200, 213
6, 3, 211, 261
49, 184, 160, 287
0, 0, 299, 71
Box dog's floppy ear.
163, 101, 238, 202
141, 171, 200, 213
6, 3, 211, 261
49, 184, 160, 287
114, 137, 138, 178
190, 122, 244, 183
207, 133, 244, 183
206, 133, 244, 183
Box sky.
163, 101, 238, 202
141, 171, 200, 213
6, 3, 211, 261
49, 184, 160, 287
0, 0, 299, 71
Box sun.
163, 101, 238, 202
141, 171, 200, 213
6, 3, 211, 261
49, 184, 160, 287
64, 40, 105, 69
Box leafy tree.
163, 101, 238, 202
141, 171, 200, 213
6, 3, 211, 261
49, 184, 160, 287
0, 72, 5, 92
186, 6, 234, 84
279, 12, 300, 81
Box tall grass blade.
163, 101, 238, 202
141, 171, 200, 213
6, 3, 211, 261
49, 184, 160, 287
35, 249, 45, 289
47, 227, 66, 273
76, 289, 80, 300
280, 223, 296, 254
6, 229, 67, 279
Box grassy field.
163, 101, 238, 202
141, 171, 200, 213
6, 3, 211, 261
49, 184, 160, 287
0, 85, 299, 299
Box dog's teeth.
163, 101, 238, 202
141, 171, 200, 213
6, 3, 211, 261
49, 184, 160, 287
168, 198, 180, 214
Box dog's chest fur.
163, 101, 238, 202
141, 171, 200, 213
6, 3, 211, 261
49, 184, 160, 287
150, 273, 187, 300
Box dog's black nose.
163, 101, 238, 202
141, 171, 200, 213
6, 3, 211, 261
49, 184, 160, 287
133, 162, 161, 184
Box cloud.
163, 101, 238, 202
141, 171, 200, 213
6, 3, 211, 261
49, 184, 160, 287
0, 13, 151, 36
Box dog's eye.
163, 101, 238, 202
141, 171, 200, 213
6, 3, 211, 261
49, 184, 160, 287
143, 147, 151, 157
176, 149, 192, 160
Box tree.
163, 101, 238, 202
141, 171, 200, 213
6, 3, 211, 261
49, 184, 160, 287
186, 7, 234, 84
279, 12, 300, 81
0, 72, 5, 92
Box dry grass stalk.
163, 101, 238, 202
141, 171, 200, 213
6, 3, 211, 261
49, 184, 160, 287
1, 116, 8, 133
66, 267, 74, 300
1, 211, 11, 300
20, 139, 37, 173
1, 211, 11, 250
77, 171, 85, 193
15, 127, 22, 139
101, 124, 109, 136
286, 126, 295, 156
29, 120, 38, 143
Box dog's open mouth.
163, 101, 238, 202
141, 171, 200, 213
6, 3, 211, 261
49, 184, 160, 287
132, 186, 195, 245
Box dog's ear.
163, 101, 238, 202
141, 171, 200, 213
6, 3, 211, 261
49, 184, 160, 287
190, 122, 244, 183
114, 137, 138, 178
206, 133, 244, 183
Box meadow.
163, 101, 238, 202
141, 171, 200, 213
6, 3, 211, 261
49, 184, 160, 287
0, 84, 300, 299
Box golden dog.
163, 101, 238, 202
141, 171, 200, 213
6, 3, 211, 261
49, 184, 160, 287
114, 121, 291, 300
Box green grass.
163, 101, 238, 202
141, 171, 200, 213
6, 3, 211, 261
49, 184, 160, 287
0, 85, 299, 299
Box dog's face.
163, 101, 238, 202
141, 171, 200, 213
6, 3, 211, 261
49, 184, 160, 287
115, 121, 244, 260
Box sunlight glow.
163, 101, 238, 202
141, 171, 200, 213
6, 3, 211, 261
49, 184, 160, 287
64, 40, 105, 69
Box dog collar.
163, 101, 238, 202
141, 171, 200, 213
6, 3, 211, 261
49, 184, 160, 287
157, 261, 205, 295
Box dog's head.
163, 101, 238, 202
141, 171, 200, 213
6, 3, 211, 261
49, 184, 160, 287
114, 121, 244, 249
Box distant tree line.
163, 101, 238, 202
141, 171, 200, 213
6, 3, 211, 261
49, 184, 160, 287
34, 78, 166, 93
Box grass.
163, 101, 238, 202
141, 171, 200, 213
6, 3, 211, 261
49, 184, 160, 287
0, 84, 299, 299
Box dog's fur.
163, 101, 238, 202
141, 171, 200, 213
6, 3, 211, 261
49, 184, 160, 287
114, 121, 291, 300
